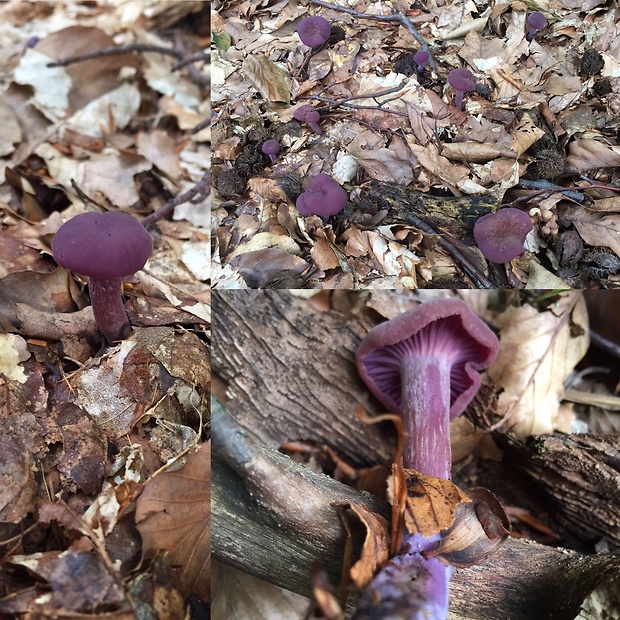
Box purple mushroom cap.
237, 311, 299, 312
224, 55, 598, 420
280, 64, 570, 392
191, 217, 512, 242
473, 208, 533, 263
357, 299, 498, 478
293, 104, 323, 134
52, 211, 152, 342
52, 211, 152, 279
297, 16, 331, 48
357, 299, 498, 422
261, 139, 281, 163
448, 68, 476, 110
414, 50, 430, 72
296, 173, 347, 218
526, 11, 547, 41
448, 68, 476, 93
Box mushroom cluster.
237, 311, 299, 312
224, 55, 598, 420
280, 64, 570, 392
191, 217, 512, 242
293, 104, 323, 135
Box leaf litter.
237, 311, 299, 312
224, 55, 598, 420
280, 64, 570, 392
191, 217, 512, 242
213, 0, 620, 289
0, 1, 210, 617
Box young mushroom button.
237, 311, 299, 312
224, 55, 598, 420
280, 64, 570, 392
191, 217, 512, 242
52, 211, 153, 343
356, 299, 498, 479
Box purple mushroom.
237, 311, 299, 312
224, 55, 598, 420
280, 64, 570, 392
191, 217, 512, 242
414, 50, 430, 73
356, 299, 499, 619
293, 104, 323, 135
473, 208, 533, 263
297, 15, 331, 48
261, 139, 281, 163
526, 12, 547, 42
356, 299, 498, 478
52, 211, 153, 343
296, 173, 347, 219
448, 68, 477, 110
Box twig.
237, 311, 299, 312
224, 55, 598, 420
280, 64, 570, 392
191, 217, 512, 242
171, 49, 209, 71
402, 212, 495, 288
190, 118, 210, 134
141, 169, 210, 228
504, 181, 620, 207
47, 43, 182, 67
308, 0, 437, 71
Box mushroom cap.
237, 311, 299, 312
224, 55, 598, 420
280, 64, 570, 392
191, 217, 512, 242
473, 208, 533, 263
414, 50, 430, 65
293, 104, 320, 124
527, 11, 547, 29
296, 173, 348, 217
261, 139, 281, 156
52, 211, 153, 279
448, 68, 476, 92
297, 15, 331, 48
356, 299, 499, 419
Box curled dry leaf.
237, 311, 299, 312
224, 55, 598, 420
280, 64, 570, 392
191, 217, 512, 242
345, 503, 390, 589
488, 293, 590, 437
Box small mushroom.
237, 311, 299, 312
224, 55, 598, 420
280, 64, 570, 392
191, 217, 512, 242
473, 208, 533, 263
261, 139, 281, 164
448, 68, 476, 110
51, 211, 153, 343
526, 11, 547, 42
414, 50, 430, 73
297, 15, 331, 48
356, 299, 498, 479
293, 104, 323, 135
296, 173, 347, 219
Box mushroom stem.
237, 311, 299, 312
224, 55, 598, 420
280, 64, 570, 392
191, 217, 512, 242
88, 278, 130, 343
402, 355, 452, 478
454, 90, 464, 110
355, 532, 451, 618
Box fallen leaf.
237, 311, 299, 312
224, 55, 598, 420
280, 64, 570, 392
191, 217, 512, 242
135, 442, 210, 601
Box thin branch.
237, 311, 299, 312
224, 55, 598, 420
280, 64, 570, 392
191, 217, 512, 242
308, 0, 437, 71
47, 43, 182, 67
141, 169, 210, 228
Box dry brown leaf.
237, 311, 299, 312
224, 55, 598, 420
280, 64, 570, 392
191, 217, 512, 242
242, 55, 291, 104
441, 142, 517, 163
488, 294, 590, 437
135, 442, 210, 601
402, 471, 472, 537
347, 503, 390, 588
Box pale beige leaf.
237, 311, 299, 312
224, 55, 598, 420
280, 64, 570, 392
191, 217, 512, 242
242, 55, 291, 104
488, 294, 589, 438
571, 211, 620, 256
566, 139, 620, 172
212, 560, 310, 620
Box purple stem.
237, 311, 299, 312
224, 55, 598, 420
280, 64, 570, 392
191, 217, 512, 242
401, 354, 452, 479
354, 533, 451, 619
88, 278, 130, 343
455, 90, 464, 110
308, 121, 323, 134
